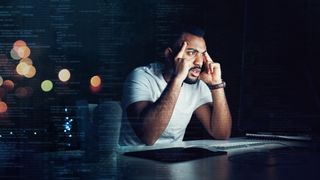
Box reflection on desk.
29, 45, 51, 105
3, 137, 320, 179
123, 147, 227, 163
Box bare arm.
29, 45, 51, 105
197, 52, 232, 139
126, 42, 194, 145
195, 88, 232, 139
127, 77, 183, 145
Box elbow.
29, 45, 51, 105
211, 117, 232, 140
141, 123, 160, 146
143, 138, 157, 146
141, 135, 157, 146
213, 133, 231, 140
134, 125, 158, 145
211, 130, 231, 140
145, 140, 156, 146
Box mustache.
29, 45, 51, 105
189, 66, 204, 72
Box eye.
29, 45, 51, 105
186, 50, 197, 56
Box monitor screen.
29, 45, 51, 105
238, 0, 320, 135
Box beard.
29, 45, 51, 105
167, 64, 203, 85
183, 66, 202, 84
183, 75, 199, 84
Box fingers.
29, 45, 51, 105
206, 58, 210, 73
204, 52, 220, 74
207, 62, 216, 74
204, 52, 214, 63
210, 62, 221, 73
175, 41, 188, 59
175, 41, 193, 69
209, 62, 214, 74
204, 52, 213, 73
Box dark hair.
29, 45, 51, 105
182, 26, 205, 37
170, 26, 206, 54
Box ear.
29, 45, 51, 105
164, 47, 173, 60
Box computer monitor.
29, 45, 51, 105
238, 0, 320, 136
238, 58, 320, 135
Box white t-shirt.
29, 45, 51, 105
119, 62, 212, 146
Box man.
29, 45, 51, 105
119, 27, 232, 146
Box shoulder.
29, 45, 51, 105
126, 62, 164, 81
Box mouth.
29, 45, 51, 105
189, 67, 201, 77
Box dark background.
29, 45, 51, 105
0, 0, 319, 147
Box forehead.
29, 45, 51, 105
181, 33, 206, 52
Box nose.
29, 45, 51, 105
193, 54, 203, 67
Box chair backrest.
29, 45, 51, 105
88, 104, 98, 122
93, 101, 122, 152
76, 100, 122, 158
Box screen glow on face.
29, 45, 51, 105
185, 48, 206, 59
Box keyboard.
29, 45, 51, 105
246, 133, 312, 141
208, 141, 268, 150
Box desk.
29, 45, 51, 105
5, 137, 320, 179
114, 138, 319, 180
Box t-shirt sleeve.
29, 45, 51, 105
194, 80, 213, 110
121, 69, 153, 109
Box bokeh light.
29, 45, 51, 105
15, 87, 28, 98
41, 80, 53, 92
13, 40, 27, 51
90, 75, 102, 87
11, 40, 31, 59
24, 65, 36, 78
58, 69, 71, 82
17, 46, 31, 59
0, 76, 3, 86
10, 48, 20, 60
15, 87, 33, 98
20, 58, 33, 65
16, 62, 30, 76
2, 80, 14, 91
16, 60, 36, 78
0, 101, 7, 113
90, 85, 101, 93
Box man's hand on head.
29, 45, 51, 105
173, 42, 194, 82
199, 52, 223, 85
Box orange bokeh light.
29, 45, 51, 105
2, 80, 14, 91
0, 101, 7, 113
11, 40, 30, 60
24, 65, 36, 78
16, 62, 30, 76
90, 85, 101, 93
90, 75, 102, 87
20, 58, 33, 65
17, 46, 31, 59
13, 40, 27, 51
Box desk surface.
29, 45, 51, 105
2, 137, 320, 179
114, 138, 318, 180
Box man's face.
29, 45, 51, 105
173, 33, 207, 84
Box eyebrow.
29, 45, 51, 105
186, 48, 207, 54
